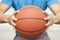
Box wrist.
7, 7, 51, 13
3, 14, 10, 23
53, 14, 60, 24
52, 16, 58, 24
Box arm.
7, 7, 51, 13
0, 3, 17, 26
45, 4, 60, 26
49, 4, 60, 23
44, 0, 60, 26
49, 4, 60, 15
0, 3, 10, 22
0, 3, 9, 12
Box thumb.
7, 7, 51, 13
44, 16, 51, 20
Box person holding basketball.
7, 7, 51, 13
0, 0, 60, 40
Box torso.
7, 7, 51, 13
12, 0, 47, 10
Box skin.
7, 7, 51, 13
0, 3, 17, 26
45, 4, 60, 26
0, 3, 60, 26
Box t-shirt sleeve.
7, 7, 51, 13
47, 0, 59, 7
1, 0, 12, 7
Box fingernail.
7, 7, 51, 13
13, 23, 16, 26
45, 24, 48, 26
44, 18, 47, 20
45, 16, 50, 20
15, 18, 17, 21
16, 10, 19, 12
12, 16, 17, 21
45, 23, 49, 26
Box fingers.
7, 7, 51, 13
43, 11, 51, 20
45, 15, 54, 26
42, 11, 53, 26
44, 16, 51, 20
11, 10, 19, 21
11, 15, 17, 21
45, 16, 58, 26
13, 10, 19, 15
10, 15, 17, 26
6, 15, 17, 26
9, 10, 19, 26
43, 11, 49, 16
45, 19, 53, 26
8, 16, 16, 26
44, 14, 53, 26
10, 19, 16, 26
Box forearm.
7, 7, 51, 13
49, 4, 60, 23
49, 4, 60, 15
0, 3, 9, 13
0, 12, 6, 22
0, 3, 9, 22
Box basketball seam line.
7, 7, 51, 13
16, 26, 46, 33
17, 18, 45, 20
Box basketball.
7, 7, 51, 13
15, 6, 47, 38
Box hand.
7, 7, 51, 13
44, 12, 58, 26
3, 11, 19, 26
4, 14, 17, 26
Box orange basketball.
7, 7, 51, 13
15, 6, 47, 38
